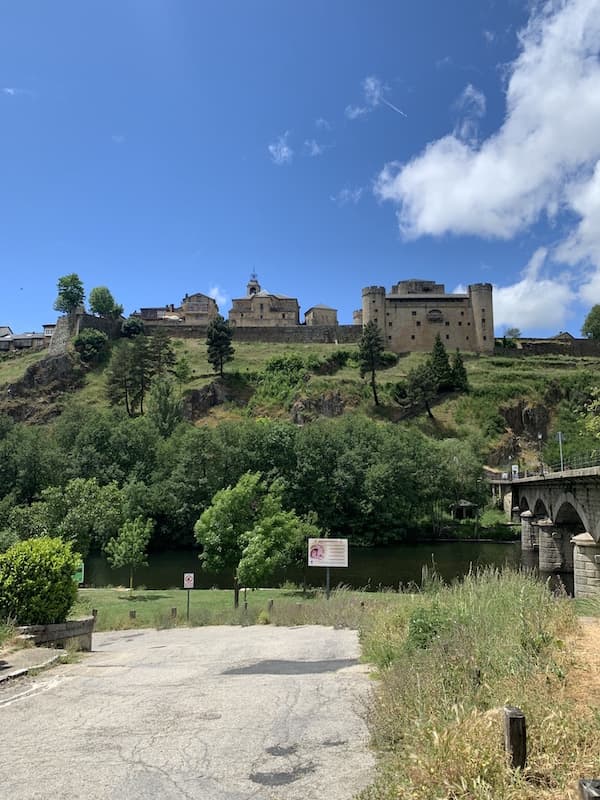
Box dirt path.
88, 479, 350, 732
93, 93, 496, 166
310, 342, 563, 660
567, 617, 600, 707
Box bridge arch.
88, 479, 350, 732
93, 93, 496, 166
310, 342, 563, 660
533, 498, 549, 518
552, 491, 591, 536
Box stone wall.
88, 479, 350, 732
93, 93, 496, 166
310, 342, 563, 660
143, 321, 362, 344
495, 339, 600, 357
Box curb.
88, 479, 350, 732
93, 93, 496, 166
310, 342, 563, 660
0, 652, 66, 685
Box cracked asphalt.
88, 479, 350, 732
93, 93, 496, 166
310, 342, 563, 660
0, 626, 374, 800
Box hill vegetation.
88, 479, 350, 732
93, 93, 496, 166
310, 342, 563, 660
1, 326, 600, 557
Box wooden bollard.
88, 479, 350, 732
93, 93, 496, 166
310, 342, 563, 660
171, 607, 177, 619
580, 780, 600, 799
244, 601, 248, 611
268, 599, 273, 612
129, 610, 136, 620
503, 706, 526, 769
91, 608, 98, 619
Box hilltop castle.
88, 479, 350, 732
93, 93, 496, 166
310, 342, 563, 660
361, 279, 494, 354
131, 275, 494, 354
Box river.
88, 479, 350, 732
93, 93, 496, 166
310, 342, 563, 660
85, 541, 542, 591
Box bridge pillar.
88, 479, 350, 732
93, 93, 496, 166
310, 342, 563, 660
520, 510, 537, 551
572, 533, 600, 599
537, 518, 574, 573
511, 506, 522, 524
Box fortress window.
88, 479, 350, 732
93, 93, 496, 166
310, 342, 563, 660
466, 336, 469, 340
458, 321, 462, 326
445, 335, 450, 340
461, 311, 464, 316
481, 318, 486, 325
482, 309, 485, 313
411, 335, 415, 340
416, 321, 421, 327
282, 313, 285, 318
467, 322, 471, 326
445, 321, 450, 326
260, 303, 264, 311
412, 311, 417, 316
388, 336, 392, 341
389, 322, 392, 327
483, 336, 487, 341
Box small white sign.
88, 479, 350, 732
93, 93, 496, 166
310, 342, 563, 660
183, 572, 194, 589
308, 538, 348, 568
511, 464, 519, 479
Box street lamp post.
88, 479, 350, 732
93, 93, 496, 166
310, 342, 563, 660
537, 433, 543, 475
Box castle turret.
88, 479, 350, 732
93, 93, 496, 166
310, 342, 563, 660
468, 283, 494, 353
362, 286, 386, 332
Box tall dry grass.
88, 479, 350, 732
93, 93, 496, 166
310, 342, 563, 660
358, 568, 600, 800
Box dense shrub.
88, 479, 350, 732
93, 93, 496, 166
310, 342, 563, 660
0, 537, 79, 624
73, 328, 110, 364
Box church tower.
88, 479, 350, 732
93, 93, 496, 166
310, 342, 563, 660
247, 272, 261, 297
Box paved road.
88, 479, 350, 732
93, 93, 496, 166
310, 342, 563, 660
0, 626, 374, 800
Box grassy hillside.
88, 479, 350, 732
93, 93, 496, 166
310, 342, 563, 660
2, 340, 599, 468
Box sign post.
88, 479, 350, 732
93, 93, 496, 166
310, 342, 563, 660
183, 573, 194, 621
307, 538, 348, 600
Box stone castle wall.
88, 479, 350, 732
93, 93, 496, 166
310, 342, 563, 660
143, 320, 362, 345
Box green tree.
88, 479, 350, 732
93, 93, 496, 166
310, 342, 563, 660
73, 328, 110, 364
194, 472, 311, 607
206, 315, 235, 377
403, 363, 437, 419
504, 327, 521, 339
54, 273, 85, 314
358, 321, 385, 405
147, 377, 183, 437
582, 305, 600, 339
148, 329, 176, 376
172, 355, 192, 388
450, 349, 469, 392
429, 334, 453, 391
89, 286, 120, 317
106, 337, 153, 416
104, 517, 153, 591
121, 317, 144, 338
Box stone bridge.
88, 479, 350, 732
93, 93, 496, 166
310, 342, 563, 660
509, 467, 600, 599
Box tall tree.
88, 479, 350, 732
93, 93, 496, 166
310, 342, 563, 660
148, 329, 176, 376
582, 305, 600, 340
358, 321, 385, 405
206, 315, 235, 377
450, 349, 469, 392
405, 363, 437, 419
147, 377, 182, 437
89, 286, 122, 318
104, 517, 153, 590
54, 273, 85, 314
106, 342, 137, 417
429, 334, 453, 391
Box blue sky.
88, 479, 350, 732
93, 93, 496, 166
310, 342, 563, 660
3, 0, 600, 336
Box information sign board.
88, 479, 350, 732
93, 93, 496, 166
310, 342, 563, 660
183, 572, 194, 589
308, 538, 348, 568
72, 561, 85, 585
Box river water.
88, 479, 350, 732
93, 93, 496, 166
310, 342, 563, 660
86, 541, 535, 591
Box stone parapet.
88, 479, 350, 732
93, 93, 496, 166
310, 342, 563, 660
572, 533, 600, 599
17, 617, 95, 652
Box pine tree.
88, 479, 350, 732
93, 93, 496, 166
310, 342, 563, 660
206, 315, 235, 377
148, 329, 176, 376
451, 349, 469, 392
358, 321, 385, 405
429, 334, 453, 391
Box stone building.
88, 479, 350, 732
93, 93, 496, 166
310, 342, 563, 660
362, 279, 494, 354
229, 275, 300, 327
304, 305, 338, 326
180, 293, 219, 324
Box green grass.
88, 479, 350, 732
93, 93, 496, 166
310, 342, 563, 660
73, 585, 403, 631
0, 348, 47, 385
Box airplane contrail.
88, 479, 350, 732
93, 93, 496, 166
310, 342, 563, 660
382, 97, 407, 117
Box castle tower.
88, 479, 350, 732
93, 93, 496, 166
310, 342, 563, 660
361, 286, 386, 331
247, 272, 261, 297
468, 283, 494, 353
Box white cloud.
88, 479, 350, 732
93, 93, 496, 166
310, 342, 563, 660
345, 75, 407, 120
493, 249, 575, 332
2, 87, 16, 96
374, 0, 600, 242
435, 56, 453, 69
209, 285, 228, 308
2, 87, 33, 97
453, 84, 486, 143
111, 135, 125, 145
268, 131, 294, 165
304, 139, 325, 157
330, 187, 363, 206
483, 29, 496, 44
452, 284, 468, 294
315, 117, 331, 130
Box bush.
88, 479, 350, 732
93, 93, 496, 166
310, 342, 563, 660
121, 316, 144, 338
0, 537, 79, 624
73, 328, 110, 364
